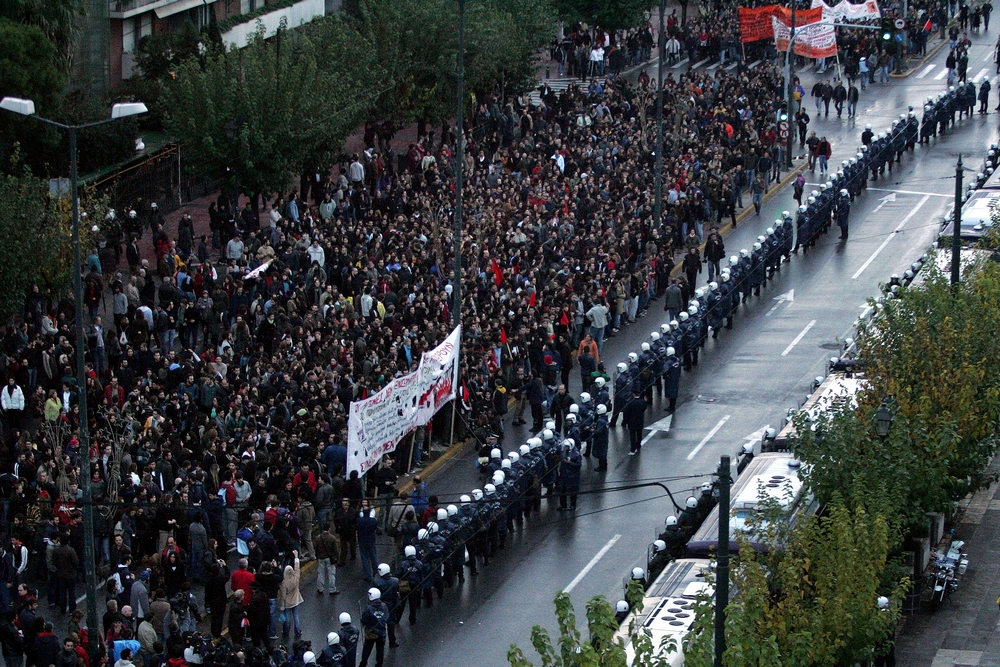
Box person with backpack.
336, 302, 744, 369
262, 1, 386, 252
396, 546, 424, 626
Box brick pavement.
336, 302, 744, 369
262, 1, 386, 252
895, 455, 1000, 667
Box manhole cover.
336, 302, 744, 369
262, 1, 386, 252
818, 342, 841, 350
696, 395, 718, 403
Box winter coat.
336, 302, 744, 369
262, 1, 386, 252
278, 558, 303, 610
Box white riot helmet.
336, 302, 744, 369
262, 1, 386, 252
580, 392, 591, 403
417, 528, 428, 540
709, 282, 718, 291
730, 255, 739, 266
666, 346, 675, 356
519, 444, 530, 455
628, 352, 639, 363
491, 448, 501, 460
377, 563, 391, 577
798, 204, 807, 213
563, 438, 576, 449
753, 242, 762, 251
824, 181, 833, 190
501, 459, 511, 470
840, 189, 849, 197
472, 488, 484, 500
811, 190, 820, 198
669, 320, 678, 329
766, 227, 775, 236
650, 331, 661, 341
687, 305, 698, 315
782, 210, 792, 220
720, 273, 730, 283
302, 654, 315, 666
543, 428, 555, 441
653, 539, 667, 552
679, 311, 689, 321
437, 508, 448, 522
616, 600, 630, 613
617, 362, 628, 373
701, 482, 712, 493
493, 470, 505, 485
327, 632, 340, 646
865, 124, 872, 130
368, 587, 381, 601
740, 248, 749, 258
528, 437, 542, 449
546, 420, 556, 431
508, 451, 519, 462
595, 377, 606, 388
807, 196, 816, 205
631, 567, 645, 581
686, 496, 698, 509
339, 613, 353, 625
690, 299, 700, 309
484, 483, 496, 495
665, 515, 678, 526
756, 234, 766, 242
569, 403, 579, 414
660, 323, 671, 333
566, 412, 577, 422
447, 504, 459, 516
641, 342, 651, 352
596, 404, 608, 415
460, 494, 472, 504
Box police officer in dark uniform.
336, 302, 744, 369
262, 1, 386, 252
837, 189, 851, 240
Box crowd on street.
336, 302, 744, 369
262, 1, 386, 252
0, 0, 965, 662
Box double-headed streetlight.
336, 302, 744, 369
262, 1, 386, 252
0, 96, 146, 665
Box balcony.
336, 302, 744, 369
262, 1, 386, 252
220, 0, 324, 47
110, 0, 213, 19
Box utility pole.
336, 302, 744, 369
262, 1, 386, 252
952, 155, 962, 285
454, 0, 466, 327
715, 455, 732, 667
785, 0, 797, 169
654, 0, 665, 229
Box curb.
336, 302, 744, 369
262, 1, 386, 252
891, 37, 949, 78
668, 159, 808, 280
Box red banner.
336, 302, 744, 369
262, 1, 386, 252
739, 5, 824, 42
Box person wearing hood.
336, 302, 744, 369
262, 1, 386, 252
278, 552, 303, 639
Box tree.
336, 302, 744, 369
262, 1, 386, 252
551, 0, 655, 32
0, 0, 83, 72
0, 150, 100, 321
684, 501, 906, 667
163, 19, 380, 196
508, 582, 680, 667
350, 0, 552, 143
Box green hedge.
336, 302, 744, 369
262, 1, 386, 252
217, 0, 300, 36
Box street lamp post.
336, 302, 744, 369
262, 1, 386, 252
952, 156, 963, 286
454, 0, 466, 329
0, 96, 146, 666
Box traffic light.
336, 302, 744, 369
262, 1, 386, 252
881, 17, 894, 40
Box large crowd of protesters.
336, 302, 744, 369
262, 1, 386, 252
0, 0, 967, 663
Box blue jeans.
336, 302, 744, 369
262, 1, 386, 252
282, 604, 301, 636
269, 598, 279, 637
359, 542, 378, 580
591, 325, 606, 355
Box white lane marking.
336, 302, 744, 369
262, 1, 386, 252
866, 187, 953, 198
747, 59, 762, 69
973, 68, 990, 83
985, 52, 995, 62
851, 195, 930, 280
781, 319, 817, 357
691, 57, 711, 69
563, 534, 622, 593
686, 415, 732, 461
672, 58, 690, 69
917, 64, 937, 78
935, 68, 949, 80
642, 415, 673, 445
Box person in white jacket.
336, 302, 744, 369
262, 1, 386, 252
1, 378, 25, 430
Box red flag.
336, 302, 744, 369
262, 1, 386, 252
560, 311, 569, 326
500, 328, 508, 344
491, 259, 504, 287
529, 291, 536, 307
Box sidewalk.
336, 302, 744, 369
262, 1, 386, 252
895, 454, 1000, 667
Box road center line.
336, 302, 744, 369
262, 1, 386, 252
563, 534, 622, 593
781, 320, 817, 356
852, 195, 929, 280
686, 415, 731, 461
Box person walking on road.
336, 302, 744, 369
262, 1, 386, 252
817, 136, 832, 176
359, 588, 390, 667
314, 525, 340, 595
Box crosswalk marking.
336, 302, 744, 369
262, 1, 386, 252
917, 64, 936, 78
934, 67, 949, 80
973, 67, 990, 83
747, 59, 762, 69
691, 57, 711, 69
671, 57, 689, 69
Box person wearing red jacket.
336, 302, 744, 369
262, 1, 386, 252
230, 558, 255, 606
